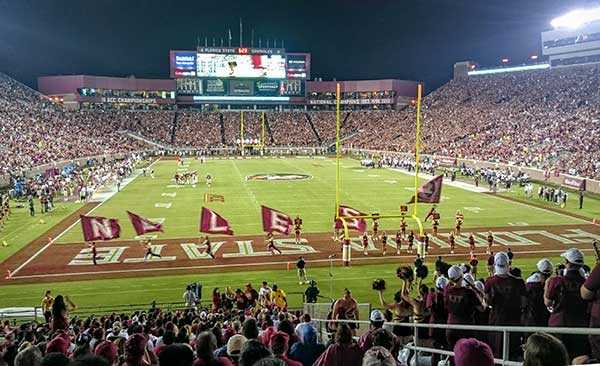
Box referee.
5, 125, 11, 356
297, 256, 307, 285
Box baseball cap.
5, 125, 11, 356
435, 276, 449, 290
494, 252, 509, 266
369, 309, 385, 323
536, 259, 553, 275
526, 273, 542, 284
448, 265, 463, 281
227, 334, 247, 357
463, 273, 475, 287
561, 248, 584, 265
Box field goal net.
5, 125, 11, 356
303, 302, 372, 341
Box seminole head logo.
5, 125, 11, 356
246, 173, 311, 181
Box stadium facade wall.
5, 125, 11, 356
37, 75, 175, 95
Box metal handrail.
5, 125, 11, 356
312, 318, 600, 366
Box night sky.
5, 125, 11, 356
0, 0, 593, 91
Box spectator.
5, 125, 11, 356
14, 345, 42, 366
522, 333, 569, 366
239, 339, 272, 366
158, 344, 194, 366
94, 341, 118, 366
40, 352, 70, 366
270, 332, 301, 366
194, 331, 233, 366
544, 248, 589, 360
50, 295, 76, 331
358, 310, 385, 352
289, 322, 325, 366
313, 324, 363, 366
226, 334, 247, 364
453, 338, 494, 366
582, 257, 600, 362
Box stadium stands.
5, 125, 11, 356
2, 63, 600, 180
2, 253, 599, 365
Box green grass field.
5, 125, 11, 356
54, 157, 584, 243
1, 156, 597, 313
0, 256, 565, 311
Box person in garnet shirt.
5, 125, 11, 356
444, 265, 484, 349
581, 254, 600, 363
484, 252, 526, 359
523, 259, 553, 327
545, 248, 590, 360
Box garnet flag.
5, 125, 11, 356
80, 215, 121, 241
407, 175, 443, 204
199, 207, 233, 235
335, 205, 367, 232
261, 206, 293, 235
127, 211, 163, 236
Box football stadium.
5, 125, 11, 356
1, 2, 600, 366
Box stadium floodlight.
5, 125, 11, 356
530, 55, 539, 60
551, 7, 600, 29
501, 58, 510, 64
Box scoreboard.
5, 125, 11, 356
170, 48, 309, 101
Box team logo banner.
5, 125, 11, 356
407, 175, 443, 204
261, 205, 293, 235
199, 207, 233, 235
127, 211, 163, 236
335, 205, 367, 232
80, 215, 121, 241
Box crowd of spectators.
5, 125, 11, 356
175, 111, 223, 148
0, 74, 148, 178
3, 62, 600, 180
1, 249, 599, 366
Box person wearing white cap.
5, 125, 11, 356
357, 309, 386, 352
522, 259, 553, 327
581, 259, 600, 362
444, 265, 484, 350
427, 276, 449, 350
483, 251, 526, 358
544, 248, 589, 360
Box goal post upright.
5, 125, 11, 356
335, 82, 341, 215
412, 84, 425, 238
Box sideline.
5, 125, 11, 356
7, 247, 595, 280
8, 158, 162, 277
391, 168, 590, 224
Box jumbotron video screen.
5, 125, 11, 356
170, 48, 309, 98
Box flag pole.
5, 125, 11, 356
335, 83, 341, 218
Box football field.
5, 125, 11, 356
1, 156, 599, 311
55, 157, 585, 243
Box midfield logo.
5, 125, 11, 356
246, 173, 311, 181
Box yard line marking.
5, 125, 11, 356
8, 158, 163, 277
154, 203, 172, 209
9, 247, 596, 280
231, 160, 261, 210
161, 192, 177, 198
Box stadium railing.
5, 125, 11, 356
311, 318, 600, 366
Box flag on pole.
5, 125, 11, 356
127, 211, 163, 236
261, 205, 293, 235
80, 215, 121, 241
335, 205, 367, 232
407, 175, 443, 204
200, 207, 233, 235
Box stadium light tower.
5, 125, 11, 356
551, 7, 600, 29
